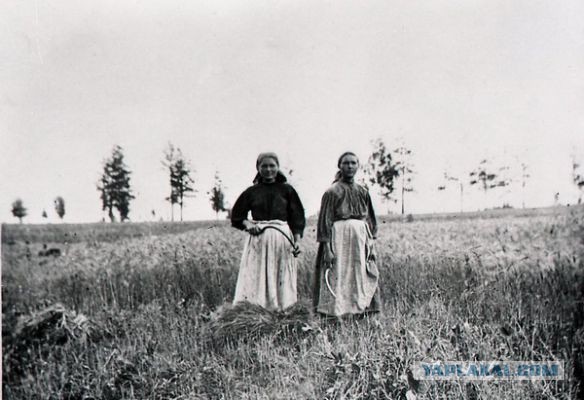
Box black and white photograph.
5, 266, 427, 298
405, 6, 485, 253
1, 1, 583, 398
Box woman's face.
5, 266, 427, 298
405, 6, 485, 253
339, 154, 359, 180
258, 157, 279, 182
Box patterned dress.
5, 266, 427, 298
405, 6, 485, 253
313, 180, 381, 316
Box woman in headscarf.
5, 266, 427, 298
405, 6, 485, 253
313, 151, 381, 317
230, 152, 306, 310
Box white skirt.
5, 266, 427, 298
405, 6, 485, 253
233, 220, 297, 310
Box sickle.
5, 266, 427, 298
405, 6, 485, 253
325, 268, 336, 298
256, 225, 300, 257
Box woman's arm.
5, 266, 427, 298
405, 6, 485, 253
317, 189, 336, 264
285, 186, 306, 256
287, 186, 306, 238
231, 188, 252, 231
366, 191, 378, 239
317, 190, 335, 243
242, 219, 261, 235
292, 232, 302, 256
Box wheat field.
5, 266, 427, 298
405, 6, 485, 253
2, 206, 583, 399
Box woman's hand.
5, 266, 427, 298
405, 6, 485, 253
367, 241, 377, 261
292, 242, 302, 257
292, 234, 302, 257
243, 220, 261, 235
368, 243, 377, 262
322, 243, 335, 265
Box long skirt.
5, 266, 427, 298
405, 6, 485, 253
313, 219, 381, 317
233, 220, 297, 310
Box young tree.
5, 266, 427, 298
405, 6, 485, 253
280, 157, 298, 186
520, 163, 530, 209
54, 196, 66, 220
438, 172, 464, 213
469, 159, 510, 209
497, 164, 513, 206
97, 145, 135, 222
42, 210, 48, 219
163, 143, 178, 221
469, 159, 496, 194
162, 143, 195, 222
365, 138, 400, 209
11, 198, 27, 223
392, 144, 415, 215
572, 156, 584, 204
208, 171, 227, 220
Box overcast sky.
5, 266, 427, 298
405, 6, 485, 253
1, 0, 583, 223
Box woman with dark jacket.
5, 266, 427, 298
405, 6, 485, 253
230, 152, 305, 310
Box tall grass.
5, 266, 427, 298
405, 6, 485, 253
2, 206, 583, 399
1, 220, 226, 245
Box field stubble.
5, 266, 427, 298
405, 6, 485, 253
2, 207, 584, 399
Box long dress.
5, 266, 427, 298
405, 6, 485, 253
231, 181, 305, 310
313, 180, 381, 317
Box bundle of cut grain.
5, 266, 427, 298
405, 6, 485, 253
4, 303, 108, 380
204, 301, 315, 348
14, 303, 105, 344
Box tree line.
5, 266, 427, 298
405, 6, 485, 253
95, 144, 228, 223
9, 143, 227, 224
9, 141, 584, 223
11, 196, 65, 224
362, 138, 583, 215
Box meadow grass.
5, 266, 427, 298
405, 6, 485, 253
2, 206, 583, 399
1, 220, 225, 245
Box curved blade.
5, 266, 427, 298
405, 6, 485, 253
257, 225, 299, 258
325, 268, 336, 298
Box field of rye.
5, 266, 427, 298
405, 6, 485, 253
2, 206, 584, 399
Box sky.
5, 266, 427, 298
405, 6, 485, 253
1, 0, 583, 223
